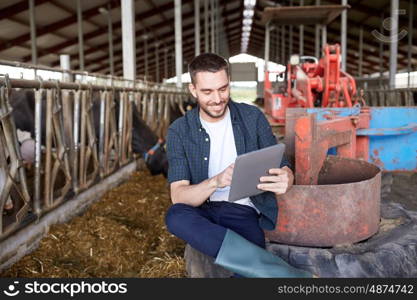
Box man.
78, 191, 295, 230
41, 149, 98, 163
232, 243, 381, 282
165, 53, 311, 278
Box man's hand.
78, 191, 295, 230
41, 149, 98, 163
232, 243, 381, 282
213, 163, 234, 188
257, 166, 294, 195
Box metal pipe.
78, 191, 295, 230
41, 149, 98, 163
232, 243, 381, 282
76, 0, 84, 70
121, 0, 136, 81
276, 26, 280, 62
0, 59, 139, 83
34, 89, 42, 215
118, 91, 125, 162
281, 25, 285, 64
73, 90, 81, 192
210, 0, 215, 53
389, 0, 399, 89
216, 0, 220, 54
322, 25, 327, 50
379, 12, 384, 81
144, 35, 149, 80
175, 0, 183, 88
289, 0, 293, 57
0, 78, 185, 93
315, 0, 320, 59
264, 21, 270, 72
164, 48, 168, 80
29, 0, 37, 66
98, 91, 106, 175
341, 0, 348, 72
43, 89, 53, 206
407, 0, 413, 87
359, 26, 363, 77
78, 90, 87, 185
155, 42, 160, 82
299, 0, 304, 55
59, 54, 71, 82
204, 0, 209, 52
194, 0, 200, 56
214, 0, 217, 53
315, 26, 320, 58
271, 25, 275, 62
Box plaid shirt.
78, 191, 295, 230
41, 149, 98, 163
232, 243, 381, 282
167, 100, 291, 230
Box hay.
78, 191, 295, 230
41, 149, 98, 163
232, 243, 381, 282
0, 170, 186, 278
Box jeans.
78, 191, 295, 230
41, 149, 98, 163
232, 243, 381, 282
165, 201, 265, 258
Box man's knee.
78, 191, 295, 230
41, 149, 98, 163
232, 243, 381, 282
238, 225, 266, 249
165, 203, 193, 234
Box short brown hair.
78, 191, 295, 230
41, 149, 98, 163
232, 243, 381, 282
188, 53, 229, 84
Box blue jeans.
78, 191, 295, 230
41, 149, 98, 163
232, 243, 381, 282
165, 201, 265, 258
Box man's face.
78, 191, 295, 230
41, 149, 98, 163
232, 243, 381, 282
188, 70, 230, 122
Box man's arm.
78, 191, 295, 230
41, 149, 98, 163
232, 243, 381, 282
170, 179, 216, 206
170, 164, 234, 206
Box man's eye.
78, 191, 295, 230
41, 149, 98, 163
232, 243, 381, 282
203, 91, 211, 95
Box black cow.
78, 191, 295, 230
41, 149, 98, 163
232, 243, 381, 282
8, 89, 168, 177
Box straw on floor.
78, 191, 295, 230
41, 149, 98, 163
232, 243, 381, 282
1, 170, 186, 278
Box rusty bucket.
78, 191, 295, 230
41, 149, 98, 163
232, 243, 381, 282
265, 155, 381, 247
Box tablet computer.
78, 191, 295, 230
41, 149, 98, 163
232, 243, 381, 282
228, 144, 285, 202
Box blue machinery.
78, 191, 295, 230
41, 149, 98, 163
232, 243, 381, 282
298, 106, 417, 172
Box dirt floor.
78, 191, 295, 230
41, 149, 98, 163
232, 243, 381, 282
0, 170, 186, 278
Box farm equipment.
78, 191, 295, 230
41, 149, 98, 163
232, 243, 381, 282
265, 105, 417, 247
262, 45, 417, 247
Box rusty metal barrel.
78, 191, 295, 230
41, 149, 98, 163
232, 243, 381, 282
265, 155, 381, 247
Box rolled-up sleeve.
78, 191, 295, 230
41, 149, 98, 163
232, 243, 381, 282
166, 127, 191, 183
256, 110, 292, 170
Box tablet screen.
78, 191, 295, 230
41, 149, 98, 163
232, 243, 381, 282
228, 144, 285, 202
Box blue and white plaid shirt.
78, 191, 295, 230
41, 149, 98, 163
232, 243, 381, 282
167, 100, 291, 230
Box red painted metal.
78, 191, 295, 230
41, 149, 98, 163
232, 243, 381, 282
263, 44, 383, 247
288, 109, 371, 185
263, 44, 359, 125
267, 108, 379, 247
265, 156, 381, 247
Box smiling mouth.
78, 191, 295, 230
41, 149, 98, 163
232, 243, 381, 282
211, 105, 224, 112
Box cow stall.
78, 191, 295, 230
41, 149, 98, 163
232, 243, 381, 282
0, 73, 189, 271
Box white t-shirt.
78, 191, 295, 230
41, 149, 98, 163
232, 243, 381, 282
200, 108, 257, 211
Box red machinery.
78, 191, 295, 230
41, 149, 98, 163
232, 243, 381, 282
264, 44, 359, 125
262, 44, 380, 247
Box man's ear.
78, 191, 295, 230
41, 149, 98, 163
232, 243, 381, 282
188, 83, 197, 98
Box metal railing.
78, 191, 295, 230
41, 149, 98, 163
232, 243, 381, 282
362, 87, 417, 107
